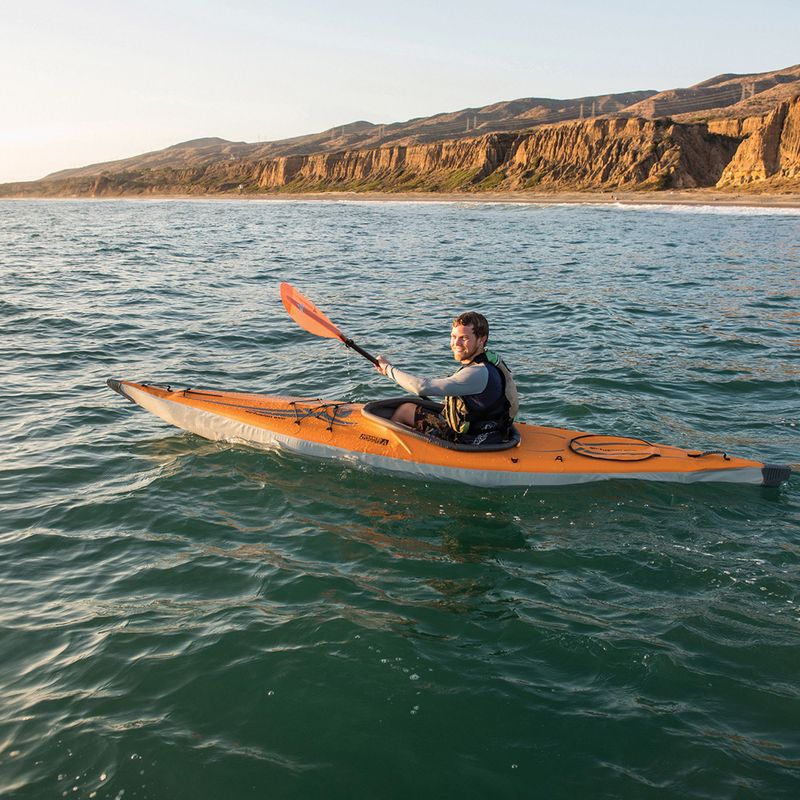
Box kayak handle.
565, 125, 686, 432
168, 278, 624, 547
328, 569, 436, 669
688, 450, 730, 461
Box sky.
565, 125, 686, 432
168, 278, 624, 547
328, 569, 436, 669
1, 0, 798, 183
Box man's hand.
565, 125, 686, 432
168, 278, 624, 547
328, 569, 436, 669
375, 356, 391, 376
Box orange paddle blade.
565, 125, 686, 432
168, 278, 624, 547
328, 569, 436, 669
280, 283, 344, 341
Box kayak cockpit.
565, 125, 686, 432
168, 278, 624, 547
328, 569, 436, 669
361, 397, 521, 452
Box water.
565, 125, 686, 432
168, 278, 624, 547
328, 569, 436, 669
1, 198, 799, 798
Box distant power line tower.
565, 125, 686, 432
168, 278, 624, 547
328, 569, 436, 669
740, 82, 756, 101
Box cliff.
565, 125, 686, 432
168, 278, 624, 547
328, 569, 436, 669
500, 118, 739, 190
241, 118, 740, 193
37, 91, 657, 183
254, 136, 513, 191
5, 97, 798, 198
27, 63, 798, 188
2, 75, 799, 199
716, 98, 800, 186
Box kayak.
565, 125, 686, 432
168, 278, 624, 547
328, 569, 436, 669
107, 379, 791, 488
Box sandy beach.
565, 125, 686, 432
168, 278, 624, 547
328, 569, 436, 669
243, 189, 800, 208
7, 189, 798, 208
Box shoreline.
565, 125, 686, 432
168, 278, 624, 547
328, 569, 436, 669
277, 190, 800, 208
2, 189, 800, 209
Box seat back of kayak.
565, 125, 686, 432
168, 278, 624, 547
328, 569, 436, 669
361, 397, 521, 452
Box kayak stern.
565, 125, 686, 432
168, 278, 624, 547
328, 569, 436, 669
762, 464, 792, 488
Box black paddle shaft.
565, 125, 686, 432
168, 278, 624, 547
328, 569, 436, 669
343, 337, 379, 366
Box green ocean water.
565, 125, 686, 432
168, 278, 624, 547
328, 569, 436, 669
1, 198, 798, 798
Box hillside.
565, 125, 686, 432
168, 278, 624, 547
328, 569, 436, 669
2, 63, 798, 198
39, 91, 657, 182
624, 63, 800, 121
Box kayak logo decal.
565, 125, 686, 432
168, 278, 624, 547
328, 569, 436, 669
359, 433, 389, 446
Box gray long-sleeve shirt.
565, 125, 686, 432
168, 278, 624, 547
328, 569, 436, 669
383, 362, 489, 398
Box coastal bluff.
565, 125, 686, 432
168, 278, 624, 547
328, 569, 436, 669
3, 70, 799, 198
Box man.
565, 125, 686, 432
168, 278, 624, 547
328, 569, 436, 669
375, 312, 519, 445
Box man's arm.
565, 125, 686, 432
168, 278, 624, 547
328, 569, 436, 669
378, 361, 488, 397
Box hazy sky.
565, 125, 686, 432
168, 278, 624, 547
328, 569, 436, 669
2, 0, 798, 183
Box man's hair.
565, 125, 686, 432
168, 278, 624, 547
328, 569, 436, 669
453, 311, 489, 340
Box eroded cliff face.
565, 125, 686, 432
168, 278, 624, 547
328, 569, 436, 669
254, 135, 514, 191
501, 118, 739, 190
248, 117, 742, 193
3, 97, 798, 197
248, 98, 800, 193
716, 98, 800, 186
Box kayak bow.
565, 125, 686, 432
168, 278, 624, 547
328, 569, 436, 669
107, 379, 791, 488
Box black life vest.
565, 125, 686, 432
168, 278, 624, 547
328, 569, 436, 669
443, 352, 515, 438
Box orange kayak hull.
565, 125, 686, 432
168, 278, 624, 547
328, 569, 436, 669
107, 380, 791, 488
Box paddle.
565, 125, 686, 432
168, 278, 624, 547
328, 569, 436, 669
280, 282, 379, 366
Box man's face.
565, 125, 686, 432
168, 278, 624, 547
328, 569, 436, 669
450, 324, 487, 363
